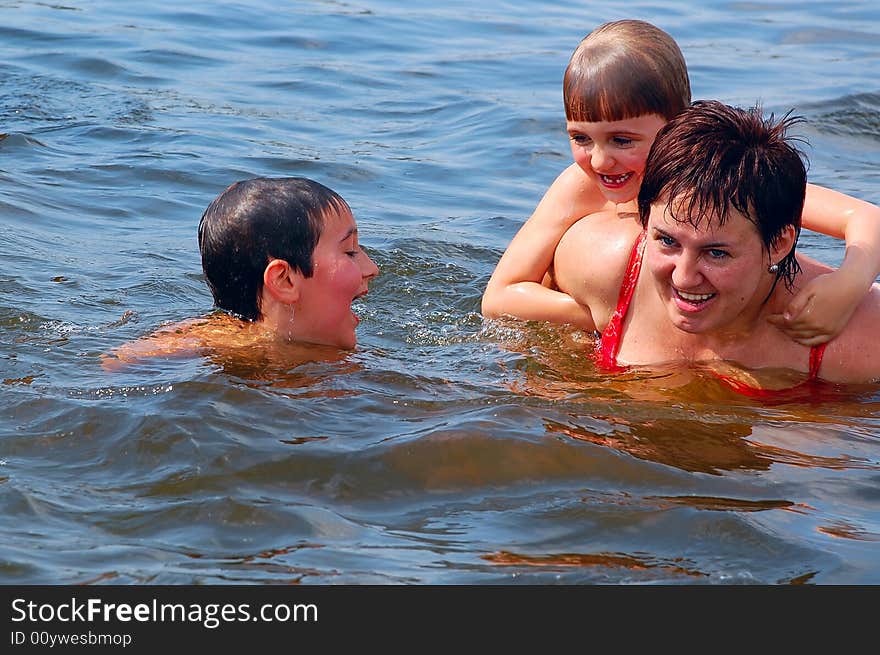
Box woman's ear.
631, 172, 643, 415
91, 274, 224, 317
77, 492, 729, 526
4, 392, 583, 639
770, 224, 797, 264
263, 258, 301, 304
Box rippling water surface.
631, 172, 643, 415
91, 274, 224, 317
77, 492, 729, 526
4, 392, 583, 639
2, 0, 879, 584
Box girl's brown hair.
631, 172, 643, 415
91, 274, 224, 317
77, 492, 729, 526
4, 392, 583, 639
564, 20, 691, 123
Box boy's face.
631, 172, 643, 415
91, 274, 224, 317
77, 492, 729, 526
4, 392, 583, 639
290, 207, 379, 349
566, 114, 666, 205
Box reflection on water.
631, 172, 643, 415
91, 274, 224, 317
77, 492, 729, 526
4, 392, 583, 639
483, 550, 709, 580
547, 417, 774, 475
546, 401, 880, 476
495, 323, 880, 478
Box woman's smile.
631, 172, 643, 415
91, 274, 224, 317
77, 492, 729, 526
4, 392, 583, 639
672, 287, 717, 312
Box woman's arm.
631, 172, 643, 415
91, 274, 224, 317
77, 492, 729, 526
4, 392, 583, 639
481, 164, 607, 331
770, 183, 880, 345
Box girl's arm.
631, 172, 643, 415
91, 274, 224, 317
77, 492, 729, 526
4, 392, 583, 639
769, 183, 880, 345
481, 164, 606, 331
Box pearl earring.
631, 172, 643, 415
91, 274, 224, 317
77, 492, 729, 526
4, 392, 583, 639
768, 263, 779, 274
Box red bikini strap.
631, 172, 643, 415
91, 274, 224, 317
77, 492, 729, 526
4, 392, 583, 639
808, 342, 827, 380
596, 230, 646, 370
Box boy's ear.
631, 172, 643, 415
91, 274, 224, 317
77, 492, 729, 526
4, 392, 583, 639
263, 258, 301, 304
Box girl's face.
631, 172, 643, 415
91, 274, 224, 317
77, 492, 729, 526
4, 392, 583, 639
645, 202, 775, 336
567, 113, 667, 204
291, 207, 379, 349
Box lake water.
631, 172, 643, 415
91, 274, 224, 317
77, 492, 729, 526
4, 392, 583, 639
2, 0, 879, 585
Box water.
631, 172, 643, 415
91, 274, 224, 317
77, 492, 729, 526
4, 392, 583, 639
1, 0, 879, 585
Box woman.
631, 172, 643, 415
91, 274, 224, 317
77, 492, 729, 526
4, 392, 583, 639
551, 101, 880, 387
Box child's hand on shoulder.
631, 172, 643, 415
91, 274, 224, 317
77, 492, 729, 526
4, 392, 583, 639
767, 270, 863, 345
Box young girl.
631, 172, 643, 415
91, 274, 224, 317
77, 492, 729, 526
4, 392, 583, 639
103, 177, 379, 369
481, 20, 880, 347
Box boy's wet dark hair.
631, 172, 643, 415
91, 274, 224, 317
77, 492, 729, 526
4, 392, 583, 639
638, 100, 808, 290
198, 177, 350, 321
564, 19, 691, 123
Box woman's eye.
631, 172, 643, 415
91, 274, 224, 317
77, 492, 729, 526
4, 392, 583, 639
659, 235, 677, 247
612, 136, 633, 146
570, 134, 590, 146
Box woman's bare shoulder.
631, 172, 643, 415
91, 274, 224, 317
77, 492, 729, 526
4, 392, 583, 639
820, 283, 880, 383
554, 211, 642, 288
551, 210, 643, 328
790, 254, 880, 382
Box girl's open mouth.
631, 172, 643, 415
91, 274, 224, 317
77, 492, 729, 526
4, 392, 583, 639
599, 172, 634, 188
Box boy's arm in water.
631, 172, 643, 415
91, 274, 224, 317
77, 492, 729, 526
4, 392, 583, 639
769, 183, 880, 345
481, 164, 608, 331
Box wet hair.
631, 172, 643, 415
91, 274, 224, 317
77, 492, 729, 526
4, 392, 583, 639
637, 100, 808, 290
198, 176, 350, 321
564, 19, 691, 123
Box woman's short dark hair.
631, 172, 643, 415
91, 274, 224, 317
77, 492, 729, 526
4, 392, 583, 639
638, 100, 808, 290
198, 177, 349, 321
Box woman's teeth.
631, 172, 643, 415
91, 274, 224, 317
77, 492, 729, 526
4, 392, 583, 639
677, 290, 714, 302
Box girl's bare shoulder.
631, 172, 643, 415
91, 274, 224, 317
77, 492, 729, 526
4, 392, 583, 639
540, 164, 613, 221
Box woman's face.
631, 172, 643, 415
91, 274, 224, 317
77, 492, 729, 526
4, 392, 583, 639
645, 202, 775, 335
291, 207, 379, 349
567, 113, 667, 204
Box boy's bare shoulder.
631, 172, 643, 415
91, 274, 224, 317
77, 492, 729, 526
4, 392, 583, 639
101, 313, 256, 371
